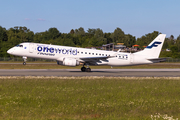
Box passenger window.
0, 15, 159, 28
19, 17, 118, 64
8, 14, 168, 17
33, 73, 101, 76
85, 52, 87, 54
81, 52, 83, 54
92, 53, 94, 55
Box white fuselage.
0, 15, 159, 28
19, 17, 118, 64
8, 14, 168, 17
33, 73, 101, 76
7, 42, 153, 66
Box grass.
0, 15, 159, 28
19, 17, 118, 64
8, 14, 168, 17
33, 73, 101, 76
0, 77, 180, 119
0, 62, 180, 69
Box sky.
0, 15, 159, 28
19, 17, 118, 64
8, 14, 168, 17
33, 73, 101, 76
1, 0, 180, 38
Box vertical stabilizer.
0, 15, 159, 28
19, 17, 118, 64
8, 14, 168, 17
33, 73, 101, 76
134, 34, 166, 58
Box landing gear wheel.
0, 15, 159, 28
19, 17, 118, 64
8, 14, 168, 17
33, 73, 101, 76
86, 68, 91, 72
81, 67, 86, 72
22, 56, 27, 65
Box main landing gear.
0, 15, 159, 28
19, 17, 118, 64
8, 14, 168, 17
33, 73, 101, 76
22, 56, 27, 65
81, 64, 91, 72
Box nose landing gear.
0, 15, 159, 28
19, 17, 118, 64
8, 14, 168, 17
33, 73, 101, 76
22, 56, 27, 65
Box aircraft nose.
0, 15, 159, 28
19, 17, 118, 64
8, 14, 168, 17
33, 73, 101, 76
7, 49, 11, 54
7, 48, 13, 54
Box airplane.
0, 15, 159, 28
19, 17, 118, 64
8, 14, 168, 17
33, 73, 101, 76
7, 34, 166, 72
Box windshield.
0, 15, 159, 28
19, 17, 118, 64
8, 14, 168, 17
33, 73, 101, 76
16, 44, 23, 47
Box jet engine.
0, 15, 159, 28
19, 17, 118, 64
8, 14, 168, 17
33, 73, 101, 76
57, 58, 80, 67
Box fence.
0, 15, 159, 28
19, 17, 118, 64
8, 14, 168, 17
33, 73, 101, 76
0, 57, 180, 62
0, 57, 56, 62
165, 58, 180, 62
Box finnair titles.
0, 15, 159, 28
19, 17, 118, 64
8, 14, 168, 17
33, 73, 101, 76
7, 34, 166, 72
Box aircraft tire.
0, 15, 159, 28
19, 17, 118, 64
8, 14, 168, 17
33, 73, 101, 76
81, 67, 86, 72
86, 68, 91, 72
23, 62, 26, 65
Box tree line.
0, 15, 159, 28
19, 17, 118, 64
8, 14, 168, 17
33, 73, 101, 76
0, 26, 180, 58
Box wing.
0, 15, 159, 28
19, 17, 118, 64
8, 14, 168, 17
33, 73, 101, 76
79, 56, 115, 65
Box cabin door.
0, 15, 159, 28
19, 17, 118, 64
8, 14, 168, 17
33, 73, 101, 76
29, 43, 34, 53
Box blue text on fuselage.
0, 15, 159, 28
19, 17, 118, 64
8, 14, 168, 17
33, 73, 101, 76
37, 46, 77, 55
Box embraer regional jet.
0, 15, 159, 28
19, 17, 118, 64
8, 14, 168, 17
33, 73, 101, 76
7, 34, 166, 72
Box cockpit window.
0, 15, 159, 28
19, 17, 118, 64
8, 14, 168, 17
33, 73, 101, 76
16, 44, 23, 47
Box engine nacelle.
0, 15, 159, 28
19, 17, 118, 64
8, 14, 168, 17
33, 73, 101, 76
57, 58, 80, 67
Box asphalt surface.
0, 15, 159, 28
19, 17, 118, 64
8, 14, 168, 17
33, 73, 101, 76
0, 69, 180, 77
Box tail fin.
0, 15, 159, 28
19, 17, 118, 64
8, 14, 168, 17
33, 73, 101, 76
134, 34, 166, 58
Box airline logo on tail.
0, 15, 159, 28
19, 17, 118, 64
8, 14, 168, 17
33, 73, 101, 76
146, 41, 162, 49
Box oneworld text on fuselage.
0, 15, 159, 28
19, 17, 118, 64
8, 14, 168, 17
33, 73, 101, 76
37, 45, 77, 55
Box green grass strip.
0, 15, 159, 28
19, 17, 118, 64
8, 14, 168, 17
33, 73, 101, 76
0, 77, 180, 119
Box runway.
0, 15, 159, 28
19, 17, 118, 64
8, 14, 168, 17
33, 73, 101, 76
0, 69, 180, 77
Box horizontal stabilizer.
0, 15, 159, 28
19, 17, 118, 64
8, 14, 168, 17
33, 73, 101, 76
147, 58, 166, 62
